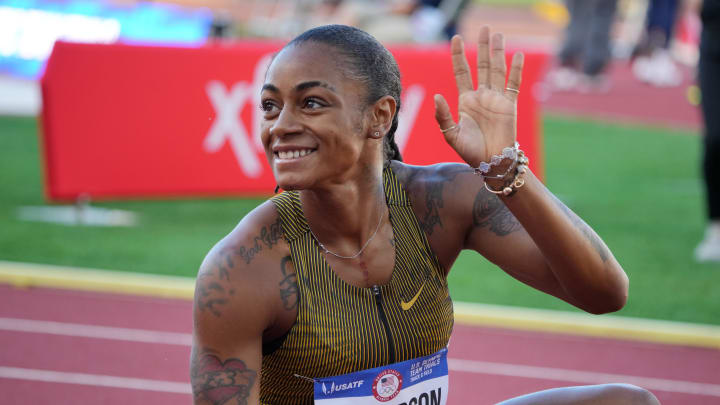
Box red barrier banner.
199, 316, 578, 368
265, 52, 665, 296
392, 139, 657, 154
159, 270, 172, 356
41, 40, 546, 201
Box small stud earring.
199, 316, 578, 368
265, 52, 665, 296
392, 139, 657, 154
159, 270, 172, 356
373, 131, 380, 138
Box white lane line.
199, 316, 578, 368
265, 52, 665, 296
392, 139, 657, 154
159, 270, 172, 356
3, 260, 720, 349
449, 359, 720, 398
0, 317, 192, 346
2, 362, 718, 398
2, 317, 718, 398
0, 367, 191, 394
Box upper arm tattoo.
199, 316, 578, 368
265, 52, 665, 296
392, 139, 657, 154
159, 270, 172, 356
196, 216, 284, 318
472, 189, 522, 236
191, 348, 257, 405
196, 246, 237, 317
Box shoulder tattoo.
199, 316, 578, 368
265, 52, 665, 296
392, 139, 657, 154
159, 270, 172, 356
195, 216, 284, 318
236, 216, 283, 265
416, 165, 465, 236
421, 181, 445, 235
191, 348, 257, 405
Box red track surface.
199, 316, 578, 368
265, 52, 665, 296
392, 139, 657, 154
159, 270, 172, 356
540, 61, 702, 131
1, 284, 718, 404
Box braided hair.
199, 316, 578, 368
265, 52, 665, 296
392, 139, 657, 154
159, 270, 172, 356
285, 25, 403, 163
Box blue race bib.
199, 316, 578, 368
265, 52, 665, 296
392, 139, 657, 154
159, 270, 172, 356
314, 348, 448, 405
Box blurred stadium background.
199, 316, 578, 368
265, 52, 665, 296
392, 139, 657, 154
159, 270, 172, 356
3, 1, 720, 403
0, 0, 717, 326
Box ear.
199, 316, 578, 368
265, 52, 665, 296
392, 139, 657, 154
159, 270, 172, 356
369, 95, 397, 138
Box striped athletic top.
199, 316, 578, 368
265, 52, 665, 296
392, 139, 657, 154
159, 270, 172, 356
261, 166, 454, 405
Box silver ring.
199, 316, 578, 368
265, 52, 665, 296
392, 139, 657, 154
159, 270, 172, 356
440, 125, 458, 134
505, 87, 520, 94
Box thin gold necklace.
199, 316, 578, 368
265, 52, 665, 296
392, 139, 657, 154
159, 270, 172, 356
306, 205, 385, 260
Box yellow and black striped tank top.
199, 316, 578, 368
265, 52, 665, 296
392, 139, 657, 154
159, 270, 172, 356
262, 166, 454, 405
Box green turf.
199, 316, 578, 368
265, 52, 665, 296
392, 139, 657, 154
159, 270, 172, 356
0, 116, 265, 277
1, 115, 718, 324
448, 117, 720, 324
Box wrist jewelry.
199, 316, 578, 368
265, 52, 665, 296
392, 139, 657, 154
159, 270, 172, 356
471, 143, 529, 196
474, 142, 520, 176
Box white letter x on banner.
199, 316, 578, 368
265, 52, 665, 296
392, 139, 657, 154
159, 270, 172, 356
205, 80, 263, 178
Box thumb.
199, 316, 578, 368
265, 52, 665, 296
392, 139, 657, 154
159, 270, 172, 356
434, 94, 459, 142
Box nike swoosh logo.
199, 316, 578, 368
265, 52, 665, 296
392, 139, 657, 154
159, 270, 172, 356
401, 282, 425, 311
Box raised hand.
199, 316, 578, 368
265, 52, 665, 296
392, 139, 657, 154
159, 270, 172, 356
434, 26, 524, 168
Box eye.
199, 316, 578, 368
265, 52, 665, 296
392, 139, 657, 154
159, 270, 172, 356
303, 97, 325, 110
260, 100, 280, 115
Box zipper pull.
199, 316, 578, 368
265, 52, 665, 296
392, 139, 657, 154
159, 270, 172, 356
372, 284, 380, 297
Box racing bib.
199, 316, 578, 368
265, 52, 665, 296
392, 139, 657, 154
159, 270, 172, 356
314, 348, 448, 405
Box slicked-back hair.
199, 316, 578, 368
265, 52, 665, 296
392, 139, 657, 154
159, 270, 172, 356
284, 24, 403, 163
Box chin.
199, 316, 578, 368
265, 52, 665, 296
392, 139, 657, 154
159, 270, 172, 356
277, 183, 301, 192
274, 173, 310, 192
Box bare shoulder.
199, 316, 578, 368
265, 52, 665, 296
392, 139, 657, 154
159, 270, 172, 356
389, 160, 481, 225
389, 160, 472, 191
388, 160, 483, 269
194, 199, 292, 332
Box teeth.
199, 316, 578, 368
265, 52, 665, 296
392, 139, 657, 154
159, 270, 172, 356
277, 149, 313, 160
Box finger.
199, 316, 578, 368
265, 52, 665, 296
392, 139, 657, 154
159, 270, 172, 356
434, 94, 459, 142
489, 32, 507, 91
504, 52, 525, 102
450, 35, 474, 93
476, 26, 491, 89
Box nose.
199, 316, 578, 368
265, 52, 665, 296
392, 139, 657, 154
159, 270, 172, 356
269, 106, 303, 138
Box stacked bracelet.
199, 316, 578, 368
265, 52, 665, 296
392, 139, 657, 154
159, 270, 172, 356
471, 143, 530, 196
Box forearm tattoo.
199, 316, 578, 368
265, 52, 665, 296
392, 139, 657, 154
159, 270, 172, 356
191, 349, 257, 405
472, 190, 522, 236
278, 255, 298, 311
551, 196, 610, 262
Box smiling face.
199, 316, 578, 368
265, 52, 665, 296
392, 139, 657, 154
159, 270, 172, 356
260, 42, 376, 191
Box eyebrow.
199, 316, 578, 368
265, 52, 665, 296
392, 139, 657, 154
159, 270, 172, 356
295, 81, 336, 93
261, 83, 279, 93
261, 81, 336, 94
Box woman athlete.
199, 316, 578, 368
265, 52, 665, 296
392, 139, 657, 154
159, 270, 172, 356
191, 25, 660, 404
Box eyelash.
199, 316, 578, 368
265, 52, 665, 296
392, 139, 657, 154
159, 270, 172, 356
303, 98, 324, 109
259, 101, 276, 113
259, 98, 326, 113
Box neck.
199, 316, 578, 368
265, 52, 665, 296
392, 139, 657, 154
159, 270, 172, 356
300, 163, 387, 252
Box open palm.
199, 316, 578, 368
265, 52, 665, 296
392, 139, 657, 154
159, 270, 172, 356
434, 27, 525, 168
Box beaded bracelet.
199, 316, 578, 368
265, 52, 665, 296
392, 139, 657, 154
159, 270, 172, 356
471, 143, 529, 196
477, 142, 520, 175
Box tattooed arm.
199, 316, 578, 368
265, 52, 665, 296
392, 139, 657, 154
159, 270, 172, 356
396, 161, 627, 315
463, 170, 628, 314
415, 27, 628, 314
191, 201, 294, 405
